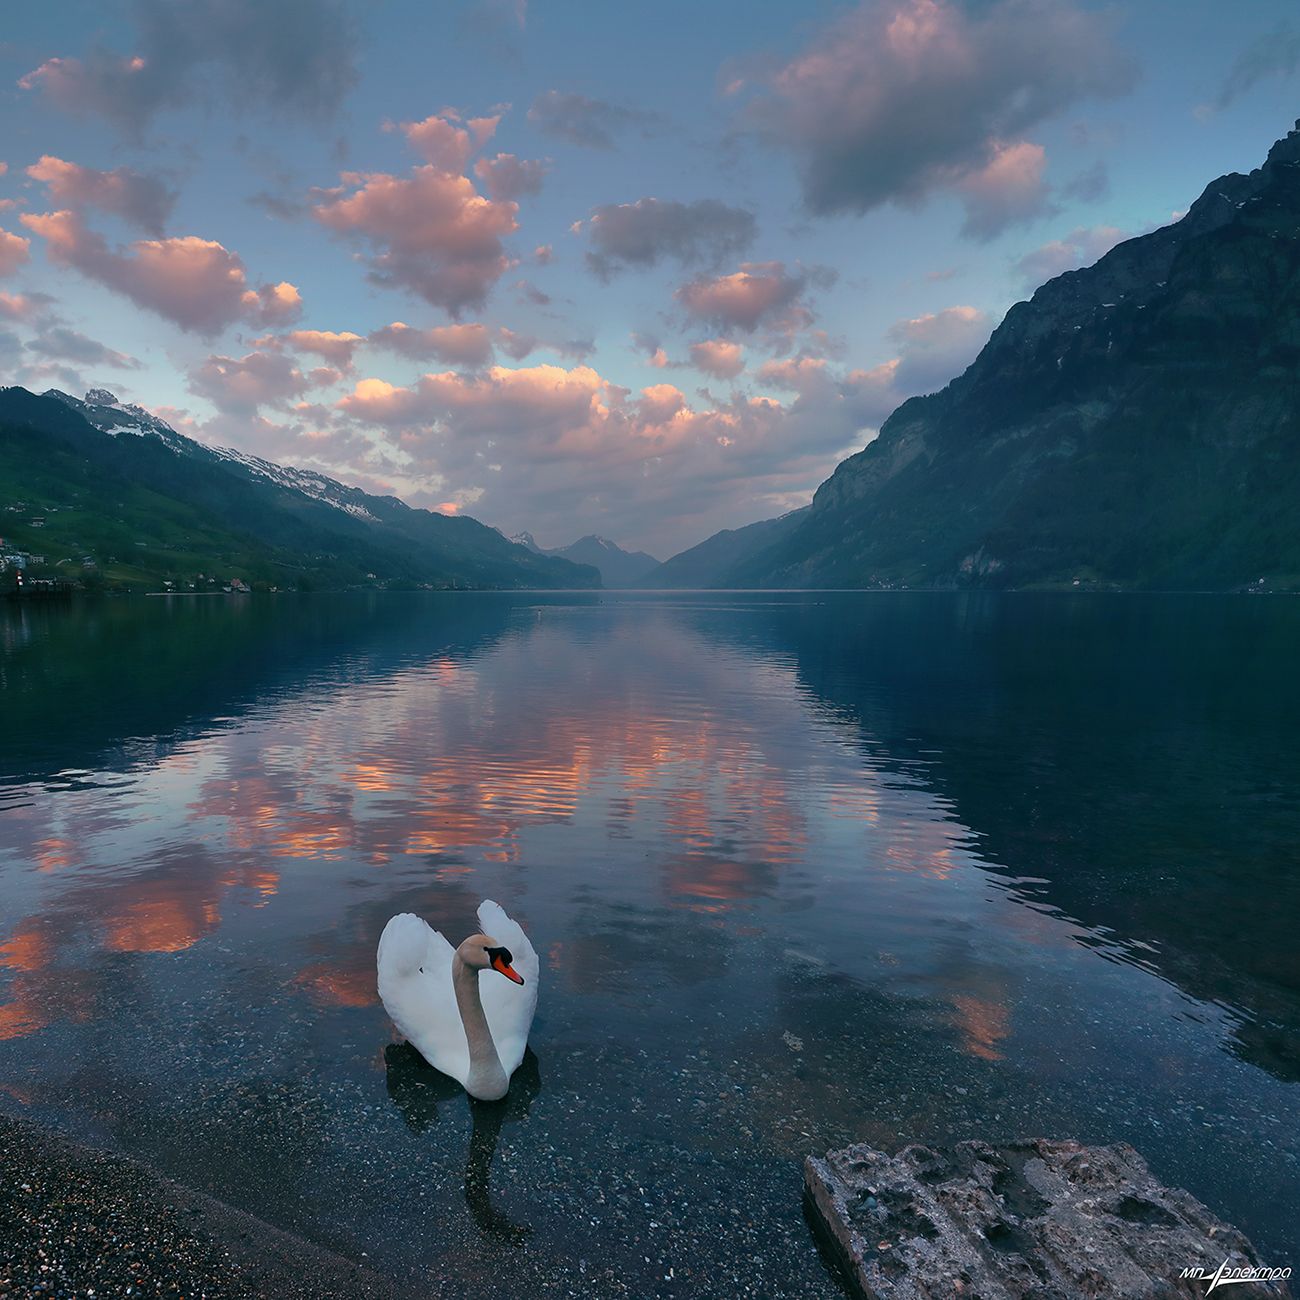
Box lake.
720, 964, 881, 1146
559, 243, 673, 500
1, 591, 1297, 1296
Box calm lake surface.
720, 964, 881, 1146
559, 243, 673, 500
1, 591, 1298, 1295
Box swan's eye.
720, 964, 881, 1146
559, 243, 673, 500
484, 944, 524, 985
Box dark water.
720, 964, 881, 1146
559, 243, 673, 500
1, 592, 1297, 1295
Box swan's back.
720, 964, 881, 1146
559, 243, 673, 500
376, 913, 469, 1084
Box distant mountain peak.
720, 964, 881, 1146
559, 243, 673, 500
84, 388, 121, 407
544, 533, 661, 586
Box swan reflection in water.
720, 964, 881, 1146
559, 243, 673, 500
383, 1041, 543, 1240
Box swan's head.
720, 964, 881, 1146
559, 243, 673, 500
457, 933, 525, 985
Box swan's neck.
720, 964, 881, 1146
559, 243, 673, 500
452, 954, 508, 1100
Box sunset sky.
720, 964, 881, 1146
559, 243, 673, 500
1, 0, 1296, 554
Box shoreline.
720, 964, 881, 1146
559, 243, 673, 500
0, 1110, 404, 1299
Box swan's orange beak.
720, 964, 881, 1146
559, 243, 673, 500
492, 954, 525, 984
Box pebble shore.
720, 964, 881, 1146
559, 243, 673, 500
0, 1113, 402, 1299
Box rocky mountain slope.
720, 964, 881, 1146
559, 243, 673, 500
683, 121, 1300, 591
0, 387, 598, 591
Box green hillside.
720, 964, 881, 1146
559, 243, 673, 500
0, 388, 599, 593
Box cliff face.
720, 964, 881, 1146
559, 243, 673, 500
733, 123, 1300, 590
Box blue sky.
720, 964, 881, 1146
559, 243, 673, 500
1, 0, 1296, 554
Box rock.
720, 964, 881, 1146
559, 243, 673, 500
804, 1138, 1292, 1299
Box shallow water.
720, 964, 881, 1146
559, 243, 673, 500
1, 591, 1297, 1295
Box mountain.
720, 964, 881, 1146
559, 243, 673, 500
0, 387, 599, 591
509, 531, 660, 586
549, 535, 660, 586
635, 510, 806, 588
689, 121, 1300, 591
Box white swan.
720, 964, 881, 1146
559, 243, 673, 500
376, 901, 539, 1101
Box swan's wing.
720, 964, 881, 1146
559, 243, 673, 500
477, 899, 539, 1077
376, 913, 469, 1086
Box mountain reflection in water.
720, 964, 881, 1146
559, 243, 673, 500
0, 592, 1296, 1295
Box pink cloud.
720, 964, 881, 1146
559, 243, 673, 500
757, 356, 829, 391
495, 326, 537, 361
636, 382, 687, 424
0, 228, 31, 276
473, 153, 548, 201
689, 338, 745, 379
397, 111, 500, 171
281, 329, 365, 367
20, 209, 301, 334
368, 321, 496, 366
188, 349, 310, 415
26, 154, 175, 234
956, 140, 1053, 241
243, 280, 303, 326
312, 166, 517, 316
18, 53, 158, 128
328, 357, 900, 552
741, 0, 1131, 224
0, 291, 43, 320
675, 261, 816, 333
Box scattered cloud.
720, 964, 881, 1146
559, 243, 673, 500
513, 278, 550, 306
956, 140, 1053, 241
583, 198, 756, 279
25, 325, 142, 369
280, 329, 365, 367
688, 338, 745, 379
497, 326, 537, 360
474, 153, 549, 201
21, 209, 301, 334
1212, 23, 1300, 111
312, 166, 518, 316
26, 155, 176, 235
246, 280, 303, 326
0, 328, 21, 367
396, 110, 500, 171
0, 291, 55, 321
19, 0, 359, 136
333, 357, 889, 550
675, 261, 829, 334
1062, 160, 1109, 203
887, 304, 991, 391
0, 228, 31, 276
1013, 224, 1126, 290
527, 90, 657, 149
738, 0, 1132, 226
368, 321, 496, 366
187, 348, 311, 415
